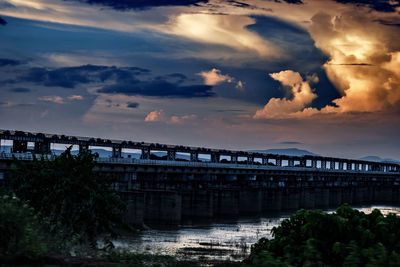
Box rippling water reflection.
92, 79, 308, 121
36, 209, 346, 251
114, 206, 400, 263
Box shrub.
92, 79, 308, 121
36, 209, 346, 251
0, 195, 47, 262
244, 204, 400, 266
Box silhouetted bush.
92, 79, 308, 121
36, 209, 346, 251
243, 204, 400, 266
0, 195, 47, 262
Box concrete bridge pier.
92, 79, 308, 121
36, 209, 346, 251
281, 188, 301, 211
329, 187, 343, 207
213, 189, 239, 217
181, 190, 214, 219
262, 188, 282, 213
119, 191, 144, 227
239, 189, 262, 214
143, 190, 182, 225
314, 188, 330, 209
301, 188, 316, 209
341, 187, 354, 205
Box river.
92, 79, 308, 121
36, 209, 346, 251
114, 206, 400, 264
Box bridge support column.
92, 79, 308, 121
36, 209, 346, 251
288, 159, 294, 167
299, 159, 306, 167
168, 150, 176, 161
12, 140, 28, 153
276, 158, 282, 167
190, 152, 198, 162
355, 163, 360, 171
144, 190, 182, 225
141, 148, 150, 159
231, 155, 238, 164
119, 191, 144, 227
112, 146, 122, 158
262, 188, 282, 213
321, 160, 326, 169
34, 141, 51, 154
247, 155, 254, 165
211, 153, 220, 163
181, 190, 213, 219
213, 189, 239, 217
262, 157, 268, 165
331, 161, 336, 170
347, 162, 353, 170
312, 160, 317, 168
339, 161, 344, 170
239, 189, 262, 214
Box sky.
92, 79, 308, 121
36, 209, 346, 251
0, 0, 400, 160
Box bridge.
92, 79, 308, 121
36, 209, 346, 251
1, 129, 400, 226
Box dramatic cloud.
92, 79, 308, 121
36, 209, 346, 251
65, 0, 208, 10
169, 14, 280, 58
253, 70, 317, 119
198, 68, 234, 86
126, 102, 139, 108
305, 11, 400, 114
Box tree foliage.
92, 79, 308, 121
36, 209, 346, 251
0, 195, 47, 262
244, 204, 400, 266
11, 148, 128, 247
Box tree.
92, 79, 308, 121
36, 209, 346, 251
0, 195, 47, 262
11, 147, 128, 248
243, 204, 400, 266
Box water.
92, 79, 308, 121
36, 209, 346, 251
114, 206, 400, 263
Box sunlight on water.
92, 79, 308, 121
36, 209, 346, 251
114, 206, 400, 263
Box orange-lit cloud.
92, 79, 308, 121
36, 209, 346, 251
145, 109, 166, 122
306, 11, 400, 114
254, 70, 317, 119
145, 109, 197, 124
198, 68, 234, 86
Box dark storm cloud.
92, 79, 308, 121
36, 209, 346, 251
98, 79, 214, 98
13, 64, 149, 89
0, 58, 20, 67
7, 63, 214, 98
126, 102, 139, 108
10, 87, 31, 93
66, 0, 208, 10
0, 17, 7, 26
334, 0, 400, 12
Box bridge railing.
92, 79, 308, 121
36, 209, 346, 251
1, 152, 399, 174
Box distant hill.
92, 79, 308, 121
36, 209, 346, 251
248, 148, 318, 156
359, 156, 400, 164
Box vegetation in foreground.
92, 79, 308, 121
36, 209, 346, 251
243, 204, 400, 266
